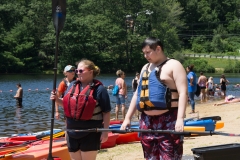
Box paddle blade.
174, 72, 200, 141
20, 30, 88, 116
52, 0, 66, 33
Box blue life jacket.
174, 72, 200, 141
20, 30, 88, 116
136, 59, 178, 111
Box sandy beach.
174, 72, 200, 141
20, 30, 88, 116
96, 99, 240, 160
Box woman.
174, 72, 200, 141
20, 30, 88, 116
115, 69, 127, 120
206, 77, 214, 97
186, 65, 197, 113
132, 72, 140, 93
51, 59, 111, 160
220, 74, 229, 98
55, 65, 76, 119
132, 72, 140, 119
198, 72, 207, 102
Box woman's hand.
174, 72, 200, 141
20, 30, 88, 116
100, 132, 108, 143
50, 91, 56, 100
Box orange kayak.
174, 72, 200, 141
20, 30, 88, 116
1, 138, 70, 160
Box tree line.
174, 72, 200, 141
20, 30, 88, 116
1, 0, 240, 73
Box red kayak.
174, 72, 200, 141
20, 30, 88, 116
116, 132, 140, 145
101, 132, 119, 149
109, 120, 123, 125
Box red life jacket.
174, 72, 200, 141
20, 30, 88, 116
62, 79, 102, 120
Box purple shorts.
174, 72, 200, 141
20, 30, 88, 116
139, 110, 183, 160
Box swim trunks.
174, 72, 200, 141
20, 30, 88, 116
139, 111, 183, 160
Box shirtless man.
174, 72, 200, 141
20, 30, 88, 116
198, 72, 207, 102
121, 37, 187, 160
14, 83, 23, 108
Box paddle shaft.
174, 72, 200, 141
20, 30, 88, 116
49, 1, 66, 160
67, 128, 240, 137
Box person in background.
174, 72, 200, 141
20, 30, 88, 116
213, 96, 240, 106
198, 72, 207, 102
55, 65, 76, 119
14, 83, 23, 108
51, 59, 111, 160
206, 77, 214, 97
214, 84, 222, 96
220, 74, 229, 98
132, 72, 140, 119
115, 69, 127, 120
121, 37, 187, 160
186, 65, 197, 113
132, 72, 140, 93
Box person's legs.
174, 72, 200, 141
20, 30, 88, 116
18, 98, 22, 107
140, 111, 183, 160
115, 105, 119, 120
200, 88, 206, 101
69, 150, 82, 160
81, 151, 98, 160
188, 92, 195, 113
67, 132, 101, 160
115, 95, 121, 120
119, 94, 126, 119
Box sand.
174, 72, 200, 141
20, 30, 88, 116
96, 99, 240, 160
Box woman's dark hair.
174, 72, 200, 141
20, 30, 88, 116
142, 37, 164, 51
187, 64, 194, 71
200, 72, 203, 75
221, 74, 226, 79
17, 83, 21, 87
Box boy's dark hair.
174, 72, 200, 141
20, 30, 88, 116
141, 37, 164, 51
17, 83, 21, 87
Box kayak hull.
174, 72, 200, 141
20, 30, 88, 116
101, 132, 119, 149
1, 138, 70, 160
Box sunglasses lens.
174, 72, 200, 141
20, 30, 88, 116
67, 70, 74, 73
75, 69, 84, 74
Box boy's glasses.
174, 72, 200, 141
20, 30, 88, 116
75, 69, 88, 74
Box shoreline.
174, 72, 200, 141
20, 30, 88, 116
97, 99, 240, 160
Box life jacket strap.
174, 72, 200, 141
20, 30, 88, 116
141, 85, 148, 90
77, 82, 96, 120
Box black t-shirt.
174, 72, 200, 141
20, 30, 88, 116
65, 81, 111, 138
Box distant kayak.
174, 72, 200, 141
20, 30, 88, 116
11, 129, 62, 137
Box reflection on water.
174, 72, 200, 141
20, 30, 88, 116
0, 74, 239, 137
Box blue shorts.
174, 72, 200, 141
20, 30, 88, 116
115, 94, 125, 105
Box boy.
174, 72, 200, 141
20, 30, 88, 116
121, 37, 187, 160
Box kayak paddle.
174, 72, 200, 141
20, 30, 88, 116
67, 128, 240, 137
49, 0, 66, 160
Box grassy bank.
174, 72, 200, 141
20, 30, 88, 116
188, 57, 237, 68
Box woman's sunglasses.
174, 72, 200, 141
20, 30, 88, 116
67, 70, 75, 73
75, 69, 88, 74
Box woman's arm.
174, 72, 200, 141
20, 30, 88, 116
101, 112, 110, 143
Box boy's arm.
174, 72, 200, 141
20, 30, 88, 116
172, 61, 188, 131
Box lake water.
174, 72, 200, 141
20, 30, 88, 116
0, 74, 239, 137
